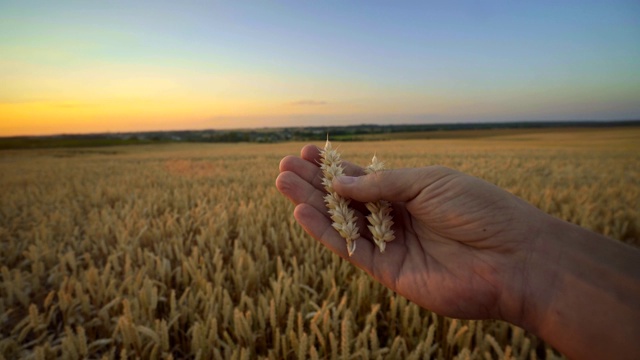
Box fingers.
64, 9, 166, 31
278, 144, 366, 194
279, 155, 325, 191
332, 166, 457, 203
276, 169, 375, 238
294, 203, 374, 268
300, 144, 322, 163
275, 171, 327, 214
300, 144, 366, 177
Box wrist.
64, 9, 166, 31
512, 212, 564, 334
482, 197, 555, 332
492, 202, 555, 332
507, 211, 640, 360
493, 196, 567, 332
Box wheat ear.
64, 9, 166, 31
365, 154, 395, 252
320, 137, 359, 256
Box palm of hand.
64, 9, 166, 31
277, 145, 535, 320
374, 170, 532, 320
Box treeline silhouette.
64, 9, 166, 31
1, 120, 638, 149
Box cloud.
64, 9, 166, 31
289, 100, 327, 106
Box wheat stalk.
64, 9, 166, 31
320, 137, 359, 256
365, 154, 395, 252
3, 134, 627, 358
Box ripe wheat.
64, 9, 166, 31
365, 154, 395, 252
0, 127, 637, 359
320, 141, 396, 255
320, 138, 359, 256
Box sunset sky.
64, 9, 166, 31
1, 1, 639, 136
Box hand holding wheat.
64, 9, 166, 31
277, 143, 640, 360
278, 143, 539, 323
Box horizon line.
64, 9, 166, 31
2, 118, 639, 139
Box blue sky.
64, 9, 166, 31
1, 0, 639, 135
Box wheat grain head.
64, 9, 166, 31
365, 154, 395, 252
320, 137, 359, 256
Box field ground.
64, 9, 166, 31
1, 127, 638, 359
334, 125, 640, 143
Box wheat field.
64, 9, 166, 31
1, 127, 638, 359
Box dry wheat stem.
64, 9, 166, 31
365, 154, 395, 252
320, 137, 359, 256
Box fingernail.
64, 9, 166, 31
337, 176, 356, 185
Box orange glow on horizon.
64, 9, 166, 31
0, 95, 390, 136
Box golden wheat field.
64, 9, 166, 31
1, 127, 638, 359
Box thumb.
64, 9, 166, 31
333, 166, 453, 203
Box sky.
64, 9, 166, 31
1, 0, 639, 136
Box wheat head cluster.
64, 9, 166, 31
320, 138, 395, 256
0, 128, 638, 359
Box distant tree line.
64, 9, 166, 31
1, 120, 638, 149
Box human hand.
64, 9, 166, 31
277, 144, 640, 360
276, 144, 544, 324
